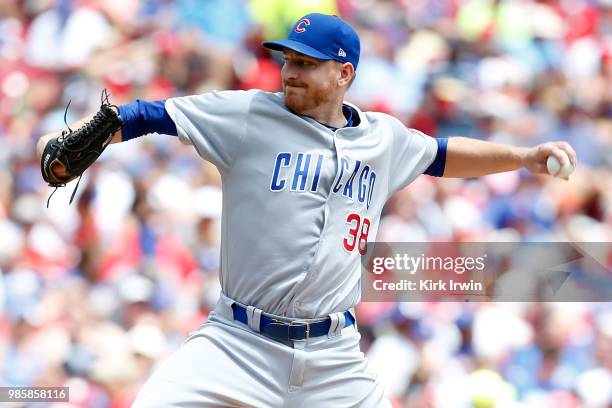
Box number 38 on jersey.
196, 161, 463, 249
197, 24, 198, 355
343, 212, 371, 255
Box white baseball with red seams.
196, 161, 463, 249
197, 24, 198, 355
547, 151, 574, 178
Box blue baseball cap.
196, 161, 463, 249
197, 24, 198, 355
262, 13, 360, 70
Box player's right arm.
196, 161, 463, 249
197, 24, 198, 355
442, 137, 577, 178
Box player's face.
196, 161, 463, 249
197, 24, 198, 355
281, 50, 342, 114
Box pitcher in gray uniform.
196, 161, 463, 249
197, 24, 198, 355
38, 13, 577, 408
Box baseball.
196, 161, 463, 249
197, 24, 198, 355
547, 151, 574, 178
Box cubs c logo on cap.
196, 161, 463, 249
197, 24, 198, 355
295, 18, 310, 33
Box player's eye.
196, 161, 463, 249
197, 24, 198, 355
282, 57, 314, 67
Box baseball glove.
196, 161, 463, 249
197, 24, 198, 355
41, 89, 122, 206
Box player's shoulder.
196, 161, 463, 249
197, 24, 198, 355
212, 88, 281, 99
168, 89, 281, 114
250, 90, 285, 106
205, 88, 264, 103
357, 109, 408, 136
360, 110, 433, 145
361, 110, 403, 128
215, 89, 286, 109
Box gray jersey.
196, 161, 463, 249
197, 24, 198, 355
165, 90, 437, 318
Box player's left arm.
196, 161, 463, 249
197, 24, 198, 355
442, 137, 577, 179
37, 99, 177, 181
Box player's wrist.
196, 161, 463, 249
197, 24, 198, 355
514, 146, 532, 169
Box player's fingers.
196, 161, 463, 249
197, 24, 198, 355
547, 144, 568, 165
555, 141, 577, 167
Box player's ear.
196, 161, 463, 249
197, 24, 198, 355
338, 62, 355, 88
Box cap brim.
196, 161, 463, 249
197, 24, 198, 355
262, 39, 332, 61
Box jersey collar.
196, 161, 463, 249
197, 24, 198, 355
321, 104, 355, 131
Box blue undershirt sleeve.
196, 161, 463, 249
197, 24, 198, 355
117, 99, 178, 141
424, 137, 448, 177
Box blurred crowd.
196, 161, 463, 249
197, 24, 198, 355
0, 0, 611, 407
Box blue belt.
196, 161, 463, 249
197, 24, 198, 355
231, 303, 355, 342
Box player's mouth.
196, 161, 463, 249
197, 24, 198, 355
284, 83, 306, 90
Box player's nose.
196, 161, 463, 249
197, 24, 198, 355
281, 62, 299, 81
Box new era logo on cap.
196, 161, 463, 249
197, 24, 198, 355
262, 13, 361, 70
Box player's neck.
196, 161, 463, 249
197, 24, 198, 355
302, 102, 346, 129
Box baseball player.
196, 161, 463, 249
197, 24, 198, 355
37, 13, 577, 407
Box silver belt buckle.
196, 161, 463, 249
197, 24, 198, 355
288, 319, 311, 341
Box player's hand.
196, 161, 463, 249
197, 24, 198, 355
37, 133, 69, 180
522, 141, 577, 179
